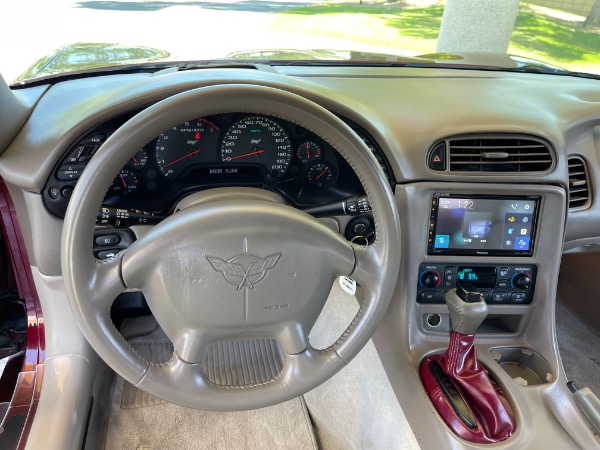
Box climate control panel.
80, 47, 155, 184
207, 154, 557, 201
417, 263, 536, 305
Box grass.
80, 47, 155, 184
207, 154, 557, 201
269, 2, 600, 74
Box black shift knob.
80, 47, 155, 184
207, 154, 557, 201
456, 283, 482, 303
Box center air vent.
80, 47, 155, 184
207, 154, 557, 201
429, 135, 554, 173
568, 156, 591, 210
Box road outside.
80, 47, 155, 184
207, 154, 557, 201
0, 0, 352, 83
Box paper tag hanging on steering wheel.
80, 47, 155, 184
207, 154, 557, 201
339, 276, 357, 295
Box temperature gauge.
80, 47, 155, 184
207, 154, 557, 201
128, 149, 148, 169
297, 141, 322, 164
306, 162, 335, 188
110, 169, 139, 196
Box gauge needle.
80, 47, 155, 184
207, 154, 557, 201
306, 142, 310, 159
119, 174, 128, 188
316, 168, 329, 180
161, 149, 201, 169
132, 155, 138, 163
225, 149, 265, 161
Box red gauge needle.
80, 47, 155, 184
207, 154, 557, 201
306, 142, 310, 159
316, 168, 329, 180
161, 149, 201, 169
132, 155, 138, 163
225, 149, 265, 161
119, 174, 128, 188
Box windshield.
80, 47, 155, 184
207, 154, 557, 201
1, 0, 599, 83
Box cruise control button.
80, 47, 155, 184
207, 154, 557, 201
56, 164, 85, 181
511, 292, 528, 304
419, 290, 439, 303
490, 291, 509, 304
95, 234, 121, 246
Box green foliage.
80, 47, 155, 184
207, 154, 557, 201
271, 3, 600, 74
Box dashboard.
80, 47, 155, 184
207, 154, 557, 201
2, 63, 600, 450
42, 111, 389, 219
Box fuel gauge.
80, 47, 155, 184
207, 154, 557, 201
297, 141, 322, 165
306, 162, 335, 188
110, 169, 139, 196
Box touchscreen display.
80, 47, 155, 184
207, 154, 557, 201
431, 197, 538, 254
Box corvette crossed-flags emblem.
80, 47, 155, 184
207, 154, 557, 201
207, 252, 282, 291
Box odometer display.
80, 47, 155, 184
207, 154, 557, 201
220, 116, 292, 177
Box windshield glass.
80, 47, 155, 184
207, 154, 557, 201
1, 0, 599, 83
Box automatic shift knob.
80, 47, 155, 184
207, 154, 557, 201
445, 284, 488, 334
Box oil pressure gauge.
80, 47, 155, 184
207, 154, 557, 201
306, 162, 335, 188
297, 141, 322, 164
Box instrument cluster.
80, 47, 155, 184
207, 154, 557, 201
43, 111, 375, 218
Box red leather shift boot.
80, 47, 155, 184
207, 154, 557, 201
420, 331, 516, 443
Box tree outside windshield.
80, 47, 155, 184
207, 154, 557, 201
0, 0, 599, 83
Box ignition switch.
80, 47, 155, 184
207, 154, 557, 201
345, 216, 375, 245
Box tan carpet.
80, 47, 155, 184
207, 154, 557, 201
105, 378, 317, 450
104, 280, 420, 450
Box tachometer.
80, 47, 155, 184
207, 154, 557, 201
220, 116, 292, 177
155, 118, 220, 178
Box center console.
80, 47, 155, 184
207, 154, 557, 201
373, 182, 597, 449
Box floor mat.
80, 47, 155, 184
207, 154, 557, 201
555, 301, 600, 396
120, 341, 172, 409
107, 378, 317, 450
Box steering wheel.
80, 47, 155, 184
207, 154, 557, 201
61, 84, 401, 411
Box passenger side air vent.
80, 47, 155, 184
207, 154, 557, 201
431, 135, 554, 173
568, 156, 591, 210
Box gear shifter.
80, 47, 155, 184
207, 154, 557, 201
419, 284, 516, 444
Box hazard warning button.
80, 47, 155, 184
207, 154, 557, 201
428, 142, 446, 171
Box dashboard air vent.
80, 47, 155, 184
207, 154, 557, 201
568, 156, 591, 210
445, 135, 553, 173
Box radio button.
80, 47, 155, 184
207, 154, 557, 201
498, 280, 508, 289
490, 291, 509, 304
420, 291, 439, 303
499, 267, 510, 279
511, 292, 528, 304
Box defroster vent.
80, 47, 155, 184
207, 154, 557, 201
568, 156, 591, 210
429, 135, 554, 173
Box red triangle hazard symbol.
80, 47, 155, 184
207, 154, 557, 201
433, 155, 441, 162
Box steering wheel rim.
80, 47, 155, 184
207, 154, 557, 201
61, 84, 401, 410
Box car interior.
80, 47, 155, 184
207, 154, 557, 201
0, 39, 600, 449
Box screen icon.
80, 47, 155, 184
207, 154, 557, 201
505, 240, 512, 246
520, 228, 527, 235
435, 235, 449, 248
508, 228, 514, 235
514, 237, 530, 251
508, 216, 515, 223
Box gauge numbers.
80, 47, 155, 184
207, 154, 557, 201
155, 118, 220, 178
220, 116, 293, 177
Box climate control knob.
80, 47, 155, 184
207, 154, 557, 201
421, 270, 441, 288
512, 273, 531, 290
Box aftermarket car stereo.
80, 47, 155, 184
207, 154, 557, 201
427, 194, 541, 257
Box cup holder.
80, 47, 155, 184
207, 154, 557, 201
490, 347, 554, 386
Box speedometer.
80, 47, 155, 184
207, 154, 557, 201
220, 116, 292, 177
